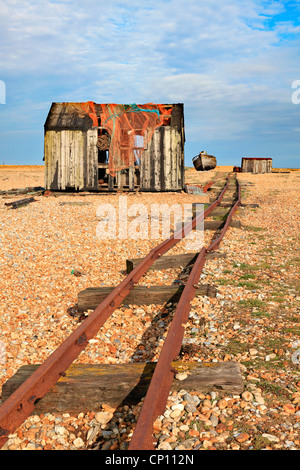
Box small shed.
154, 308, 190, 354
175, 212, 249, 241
44, 102, 185, 192
241, 158, 272, 174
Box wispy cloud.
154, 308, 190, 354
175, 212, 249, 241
0, 0, 299, 166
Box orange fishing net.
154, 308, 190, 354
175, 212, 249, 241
99, 103, 173, 176
80, 101, 99, 127
67, 101, 173, 176
76, 102, 172, 176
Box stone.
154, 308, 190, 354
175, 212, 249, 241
73, 437, 84, 448
179, 424, 190, 432
254, 395, 265, 405
209, 414, 219, 427
170, 408, 182, 419
249, 348, 258, 356
291, 349, 300, 365
171, 403, 184, 411
175, 372, 188, 381
202, 439, 213, 449
183, 392, 200, 407
236, 433, 250, 443
95, 411, 114, 425
283, 404, 295, 414
184, 403, 197, 413
262, 434, 279, 443
242, 391, 253, 402
218, 399, 228, 409
54, 425, 68, 436
157, 441, 172, 450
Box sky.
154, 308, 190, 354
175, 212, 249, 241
0, 0, 299, 169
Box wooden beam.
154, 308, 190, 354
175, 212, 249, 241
1, 362, 243, 414
126, 251, 226, 273
77, 284, 217, 312
240, 203, 260, 208
210, 197, 236, 204
204, 220, 241, 230
4, 197, 37, 209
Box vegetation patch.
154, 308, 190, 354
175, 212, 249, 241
244, 225, 267, 232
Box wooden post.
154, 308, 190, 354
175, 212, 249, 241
129, 165, 135, 191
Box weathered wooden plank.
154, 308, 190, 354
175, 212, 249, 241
128, 164, 135, 191
210, 198, 238, 205
53, 131, 61, 190
67, 130, 74, 188
164, 127, 172, 191
47, 131, 55, 189
78, 130, 86, 190
140, 131, 153, 190
204, 220, 241, 229
77, 284, 217, 312
61, 130, 69, 189
4, 197, 37, 209
44, 132, 50, 189
126, 251, 226, 273
153, 129, 161, 191
86, 128, 98, 190
1, 362, 243, 413
60, 130, 66, 190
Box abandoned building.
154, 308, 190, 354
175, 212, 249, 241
241, 157, 273, 174
44, 102, 185, 192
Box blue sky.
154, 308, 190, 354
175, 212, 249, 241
0, 0, 299, 168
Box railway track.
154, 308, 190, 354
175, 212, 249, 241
0, 172, 241, 450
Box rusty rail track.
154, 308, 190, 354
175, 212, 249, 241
0, 172, 239, 449
129, 175, 241, 449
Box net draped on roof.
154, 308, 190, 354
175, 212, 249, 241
79, 101, 173, 176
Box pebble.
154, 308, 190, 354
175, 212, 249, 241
291, 349, 300, 365
170, 409, 182, 419
175, 372, 188, 381
157, 441, 172, 450
262, 434, 280, 443
94, 412, 113, 425
242, 391, 254, 402
171, 404, 184, 411
236, 433, 250, 443
209, 414, 219, 427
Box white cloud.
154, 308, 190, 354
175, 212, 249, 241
0, 0, 299, 166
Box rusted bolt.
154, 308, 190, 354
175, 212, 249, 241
0, 428, 9, 438
76, 333, 88, 346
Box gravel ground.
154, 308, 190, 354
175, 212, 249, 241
0, 165, 299, 451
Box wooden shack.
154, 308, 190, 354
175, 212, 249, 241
241, 157, 272, 174
44, 102, 185, 192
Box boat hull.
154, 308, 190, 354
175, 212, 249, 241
193, 154, 217, 171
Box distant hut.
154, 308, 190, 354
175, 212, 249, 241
44, 102, 185, 192
241, 158, 272, 174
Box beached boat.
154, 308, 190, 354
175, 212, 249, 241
192, 151, 217, 171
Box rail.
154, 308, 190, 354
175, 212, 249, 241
128, 176, 241, 449
0, 173, 238, 449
